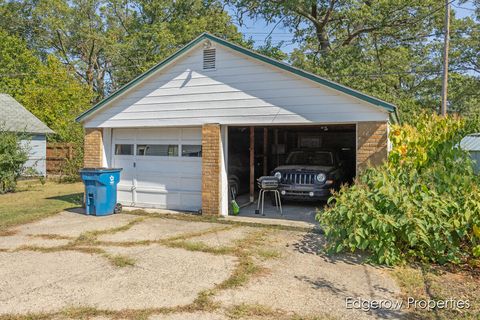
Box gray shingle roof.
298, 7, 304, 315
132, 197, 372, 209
460, 133, 480, 152
0, 94, 54, 134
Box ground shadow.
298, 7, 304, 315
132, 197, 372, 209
291, 231, 368, 265
46, 193, 84, 214
47, 193, 83, 206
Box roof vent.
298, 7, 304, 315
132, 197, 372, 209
203, 48, 216, 70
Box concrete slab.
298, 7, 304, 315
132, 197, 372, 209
149, 312, 228, 320
0, 235, 69, 250
233, 193, 321, 226
187, 226, 256, 248
224, 215, 316, 229
97, 218, 220, 243
15, 211, 138, 238
214, 230, 403, 320
0, 245, 236, 314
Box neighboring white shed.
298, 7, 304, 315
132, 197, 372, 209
0, 94, 54, 176
460, 133, 480, 174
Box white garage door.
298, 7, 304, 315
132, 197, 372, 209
112, 127, 202, 211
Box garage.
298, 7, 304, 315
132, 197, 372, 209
227, 125, 356, 219
77, 33, 396, 218
111, 127, 202, 211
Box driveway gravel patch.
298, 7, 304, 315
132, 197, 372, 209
15, 211, 138, 238
0, 211, 405, 320
0, 235, 70, 250
0, 245, 236, 314
97, 218, 220, 243
148, 311, 229, 320
186, 226, 257, 248
214, 230, 403, 320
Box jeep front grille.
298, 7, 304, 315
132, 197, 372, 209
283, 173, 315, 185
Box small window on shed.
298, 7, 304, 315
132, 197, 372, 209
203, 48, 216, 70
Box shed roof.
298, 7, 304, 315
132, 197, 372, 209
460, 134, 480, 151
0, 94, 54, 134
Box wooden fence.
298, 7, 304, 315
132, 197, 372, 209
46, 143, 74, 174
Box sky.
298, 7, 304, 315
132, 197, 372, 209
226, 0, 478, 54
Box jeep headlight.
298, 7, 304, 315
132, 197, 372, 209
274, 172, 282, 180
316, 173, 326, 183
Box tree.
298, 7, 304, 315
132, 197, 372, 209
227, 0, 480, 121
0, 125, 29, 193
0, 31, 93, 143
0, 0, 247, 101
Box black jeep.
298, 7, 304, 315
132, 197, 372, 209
271, 149, 347, 202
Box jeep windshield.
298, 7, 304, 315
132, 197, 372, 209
286, 151, 334, 166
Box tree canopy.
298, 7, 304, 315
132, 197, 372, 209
227, 0, 480, 122
0, 30, 92, 143
0, 0, 478, 136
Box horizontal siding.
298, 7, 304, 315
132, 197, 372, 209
20, 135, 47, 176
85, 42, 388, 128
470, 151, 480, 174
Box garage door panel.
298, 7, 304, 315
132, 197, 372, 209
117, 189, 134, 205
135, 191, 171, 209
181, 127, 202, 140
135, 174, 200, 192
137, 128, 181, 140
179, 177, 201, 191
112, 127, 202, 211
135, 158, 201, 175
179, 193, 202, 211
113, 129, 136, 139
135, 190, 201, 211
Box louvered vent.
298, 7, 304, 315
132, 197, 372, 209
203, 48, 216, 70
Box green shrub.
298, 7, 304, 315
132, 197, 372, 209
0, 126, 29, 193
317, 114, 480, 265
58, 142, 83, 183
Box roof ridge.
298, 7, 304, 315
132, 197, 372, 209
76, 32, 398, 123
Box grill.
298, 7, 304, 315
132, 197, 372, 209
283, 173, 316, 185
257, 176, 279, 189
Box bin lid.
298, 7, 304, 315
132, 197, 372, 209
79, 168, 123, 173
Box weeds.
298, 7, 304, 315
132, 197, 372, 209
0, 229, 18, 237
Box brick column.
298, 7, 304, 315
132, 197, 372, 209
83, 128, 103, 168
202, 124, 221, 215
357, 121, 388, 171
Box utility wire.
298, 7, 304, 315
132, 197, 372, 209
0, 67, 476, 79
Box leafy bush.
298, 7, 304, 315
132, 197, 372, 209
317, 114, 480, 265
0, 126, 29, 193
58, 143, 83, 183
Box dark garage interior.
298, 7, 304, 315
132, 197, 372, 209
227, 125, 356, 221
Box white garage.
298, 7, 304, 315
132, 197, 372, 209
77, 32, 396, 215
111, 127, 202, 211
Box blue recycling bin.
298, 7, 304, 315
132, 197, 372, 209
79, 168, 122, 216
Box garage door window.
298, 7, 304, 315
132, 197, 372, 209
137, 144, 179, 156
182, 145, 202, 157
115, 144, 134, 155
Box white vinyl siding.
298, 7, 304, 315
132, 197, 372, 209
84, 43, 388, 128
21, 134, 47, 176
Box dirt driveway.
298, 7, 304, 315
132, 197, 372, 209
0, 211, 403, 320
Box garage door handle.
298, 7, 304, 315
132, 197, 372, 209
133, 162, 136, 168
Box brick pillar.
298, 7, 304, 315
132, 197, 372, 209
357, 121, 388, 171
83, 128, 103, 168
202, 124, 221, 215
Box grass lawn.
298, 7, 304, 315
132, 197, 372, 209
393, 266, 480, 319
0, 180, 83, 233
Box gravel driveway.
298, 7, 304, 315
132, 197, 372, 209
0, 211, 403, 319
